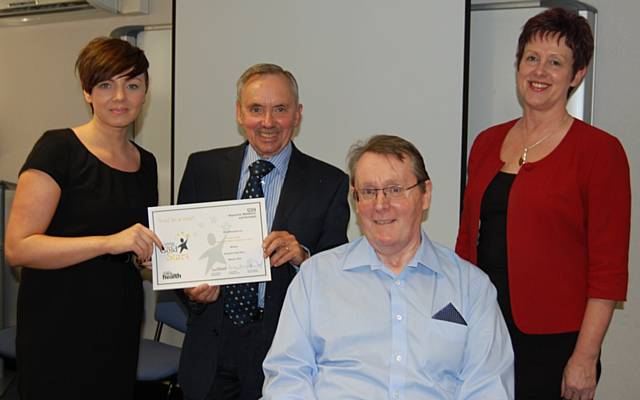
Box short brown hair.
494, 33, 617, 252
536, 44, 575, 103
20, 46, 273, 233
236, 63, 299, 103
516, 7, 593, 77
347, 134, 430, 190
75, 37, 149, 94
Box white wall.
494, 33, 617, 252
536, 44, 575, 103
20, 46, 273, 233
582, 1, 640, 398
135, 28, 173, 206
0, 0, 172, 180
469, 1, 640, 398
173, 0, 467, 247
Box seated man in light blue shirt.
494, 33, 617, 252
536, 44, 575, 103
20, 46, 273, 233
262, 134, 514, 399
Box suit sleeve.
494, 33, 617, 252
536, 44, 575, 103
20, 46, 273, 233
177, 153, 199, 205
314, 173, 350, 254
175, 153, 207, 314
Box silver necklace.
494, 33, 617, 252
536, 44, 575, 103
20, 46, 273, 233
518, 131, 555, 166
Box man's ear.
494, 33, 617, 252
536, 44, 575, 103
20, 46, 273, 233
236, 101, 243, 125
421, 180, 433, 211
293, 103, 303, 128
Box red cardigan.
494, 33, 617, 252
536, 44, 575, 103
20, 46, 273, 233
456, 118, 630, 334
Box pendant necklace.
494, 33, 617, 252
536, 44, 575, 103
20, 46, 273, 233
518, 131, 555, 166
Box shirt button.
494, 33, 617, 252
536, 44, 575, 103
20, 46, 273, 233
395, 355, 402, 362
394, 280, 401, 286
395, 314, 402, 321
393, 391, 400, 399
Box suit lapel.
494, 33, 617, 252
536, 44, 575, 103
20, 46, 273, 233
272, 143, 307, 231
218, 143, 247, 200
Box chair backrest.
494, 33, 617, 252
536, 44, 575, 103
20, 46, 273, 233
154, 291, 188, 334
0, 326, 16, 359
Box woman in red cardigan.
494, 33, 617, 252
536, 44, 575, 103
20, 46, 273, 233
456, 8, 630, 400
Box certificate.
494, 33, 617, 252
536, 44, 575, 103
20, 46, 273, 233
148, 198, 271, 290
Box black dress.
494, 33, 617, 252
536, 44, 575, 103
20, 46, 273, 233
15, 129, 158, 399
478, 171, 590, 400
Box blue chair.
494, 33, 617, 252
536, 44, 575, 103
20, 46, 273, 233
0, 325, 16, 396
0, 326, 16, 361
0, 293, 189, 395
137, 290, 188, 397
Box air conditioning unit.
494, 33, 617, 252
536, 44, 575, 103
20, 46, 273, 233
0, 0, 148, 26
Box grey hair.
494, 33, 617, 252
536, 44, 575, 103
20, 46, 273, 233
236, 63, 299, 103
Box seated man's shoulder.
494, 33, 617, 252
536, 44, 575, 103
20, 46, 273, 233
430, 241, 493, 287
299, 240, 357, 276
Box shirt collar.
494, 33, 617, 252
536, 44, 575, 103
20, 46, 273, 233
243, 141, 292, 176
343, 229, 443, 276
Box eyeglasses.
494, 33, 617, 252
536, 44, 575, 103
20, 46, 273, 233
354, 181, 423, 201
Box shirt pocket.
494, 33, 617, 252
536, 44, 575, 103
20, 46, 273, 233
416, 318, 468, 394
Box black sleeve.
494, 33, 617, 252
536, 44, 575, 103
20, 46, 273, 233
20, 130, 72, 189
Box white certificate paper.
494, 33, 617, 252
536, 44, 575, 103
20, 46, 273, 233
148, 198, 271, 290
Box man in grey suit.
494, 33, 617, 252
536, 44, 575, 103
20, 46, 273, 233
177, 63, 350, 400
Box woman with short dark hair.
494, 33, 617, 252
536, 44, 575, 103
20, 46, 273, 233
5, 37, 162, 399
456, 8, 630, 399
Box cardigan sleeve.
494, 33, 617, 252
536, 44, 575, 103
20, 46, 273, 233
455, 137, 480, 263
583, 135, 630, 300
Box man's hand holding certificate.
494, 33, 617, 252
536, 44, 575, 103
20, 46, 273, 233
148, 199, 271, 290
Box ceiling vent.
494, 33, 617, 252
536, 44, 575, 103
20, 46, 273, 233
0, 0, 148, 26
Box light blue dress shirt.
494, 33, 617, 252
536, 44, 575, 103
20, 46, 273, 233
262, 230, 514, 399
238, 143, 291, 308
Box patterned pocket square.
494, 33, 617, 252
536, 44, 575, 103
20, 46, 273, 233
432, 302, 467, 326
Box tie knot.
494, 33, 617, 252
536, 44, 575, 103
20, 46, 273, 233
249, 160, 275, 179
